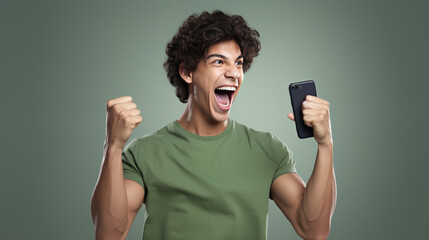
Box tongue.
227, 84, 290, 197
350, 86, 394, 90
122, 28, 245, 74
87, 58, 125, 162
215, 91, 229, 106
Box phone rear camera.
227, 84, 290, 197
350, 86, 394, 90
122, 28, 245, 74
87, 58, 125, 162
291, 85, 297, 90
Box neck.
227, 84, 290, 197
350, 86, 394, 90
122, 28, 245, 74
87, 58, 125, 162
177, 98, 228, 136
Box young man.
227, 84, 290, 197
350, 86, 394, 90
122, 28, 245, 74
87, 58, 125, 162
91, 10, 336, 240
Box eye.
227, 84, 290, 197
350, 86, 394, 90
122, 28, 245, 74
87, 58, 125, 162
213, 59, 223, 64
236, 60, 243, 66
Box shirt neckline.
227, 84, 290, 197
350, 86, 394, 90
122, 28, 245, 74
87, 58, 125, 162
172, 118, 234, 141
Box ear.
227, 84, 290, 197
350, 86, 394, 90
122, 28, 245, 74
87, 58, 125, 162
179, 63, 192, 84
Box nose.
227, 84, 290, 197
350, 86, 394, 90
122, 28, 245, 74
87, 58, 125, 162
225, 65, 241, 80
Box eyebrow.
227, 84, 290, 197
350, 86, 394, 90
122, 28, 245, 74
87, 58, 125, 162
206, 54, 243, 61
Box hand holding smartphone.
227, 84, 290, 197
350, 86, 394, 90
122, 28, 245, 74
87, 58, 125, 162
289, 80, 317, 139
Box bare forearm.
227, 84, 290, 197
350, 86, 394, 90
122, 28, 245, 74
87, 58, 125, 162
91, 145, 129, 238
299, 141, 337, 238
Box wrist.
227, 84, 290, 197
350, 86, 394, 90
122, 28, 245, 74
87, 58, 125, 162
102, 145, 123, 165
317, 138, 333, 149
103, 141, 124, 154
104, 138, 124, 149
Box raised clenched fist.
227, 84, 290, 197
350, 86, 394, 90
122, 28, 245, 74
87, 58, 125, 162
104, 96, 143, 150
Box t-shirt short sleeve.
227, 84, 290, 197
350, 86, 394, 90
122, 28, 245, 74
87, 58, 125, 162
122, 139, 145, 190
270, 133, 297, 183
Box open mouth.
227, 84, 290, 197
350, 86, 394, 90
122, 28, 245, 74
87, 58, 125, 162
214, 86, 236, 110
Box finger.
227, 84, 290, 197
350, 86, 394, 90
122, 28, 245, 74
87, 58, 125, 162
117, 108, 141, 117
302, 100, 329, 110
305, 95, 330, 106
129, 115, 143, 128
126, 108, 141, 117
287, 113, 295, 121
303, 115, 313, 127
302, 108, 327, 118
303, 113, 324, 126
112, 102, 138, 113
106, 96, 133, 109
302, 101, 330, 115
303, 109, 328, 125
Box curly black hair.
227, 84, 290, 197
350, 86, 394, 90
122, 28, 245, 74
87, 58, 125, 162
164, 10, 261, 103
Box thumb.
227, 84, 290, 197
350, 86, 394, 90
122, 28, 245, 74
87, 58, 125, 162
287, 113, 295, 121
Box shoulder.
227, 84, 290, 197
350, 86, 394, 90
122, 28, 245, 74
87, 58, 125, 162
232, 120, 293, 168
231, 119, 290, 156
123, 123, 174, 153
232, 119, 284, 145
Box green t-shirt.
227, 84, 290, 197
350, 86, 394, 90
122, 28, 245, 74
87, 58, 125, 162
122, 118, 296, 240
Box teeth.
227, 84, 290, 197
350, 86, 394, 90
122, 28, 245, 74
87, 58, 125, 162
216, 86, 236, 91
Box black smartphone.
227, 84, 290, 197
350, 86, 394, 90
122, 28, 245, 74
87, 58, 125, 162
289, 80, 317, 139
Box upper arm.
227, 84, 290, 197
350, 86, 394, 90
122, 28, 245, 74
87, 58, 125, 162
125, 179, 145, 212
122, 179, 145, 237
270, 172, 306, 236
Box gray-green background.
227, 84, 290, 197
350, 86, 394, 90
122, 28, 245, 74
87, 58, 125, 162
1, 0, 428, 239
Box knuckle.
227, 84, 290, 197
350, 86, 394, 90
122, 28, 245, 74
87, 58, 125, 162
106, 99, 115, 109
302, 101, 308, 108
112, 104, 120, 112
119, 110, 127, 118
324, 108, 329, 115
125, 118, 134, 126
303, 109, 310, 115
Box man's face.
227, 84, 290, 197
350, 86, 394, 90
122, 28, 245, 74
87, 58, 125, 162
188, 40, 244, 123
